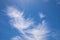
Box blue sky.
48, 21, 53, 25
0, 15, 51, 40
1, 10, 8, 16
0, 0, 60, 40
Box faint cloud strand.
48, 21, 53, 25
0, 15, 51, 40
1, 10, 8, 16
56, 0, 60, 5
7, 7, 50, 40
39, 12, 45, 19
11, 36, 22, 40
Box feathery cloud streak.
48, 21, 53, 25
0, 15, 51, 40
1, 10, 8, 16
6, 6, 50, 40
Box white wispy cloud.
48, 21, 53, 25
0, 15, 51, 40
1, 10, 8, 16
24, 20, 49, 40
6, 7, 50, 40
11, 36, 22, 40
39, 12, 45, 19
7, 7, 34, 30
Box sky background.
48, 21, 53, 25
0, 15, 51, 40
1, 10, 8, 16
0, 0, 60, 40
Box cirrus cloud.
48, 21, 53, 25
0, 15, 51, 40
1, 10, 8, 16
6, 6, 50, 40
